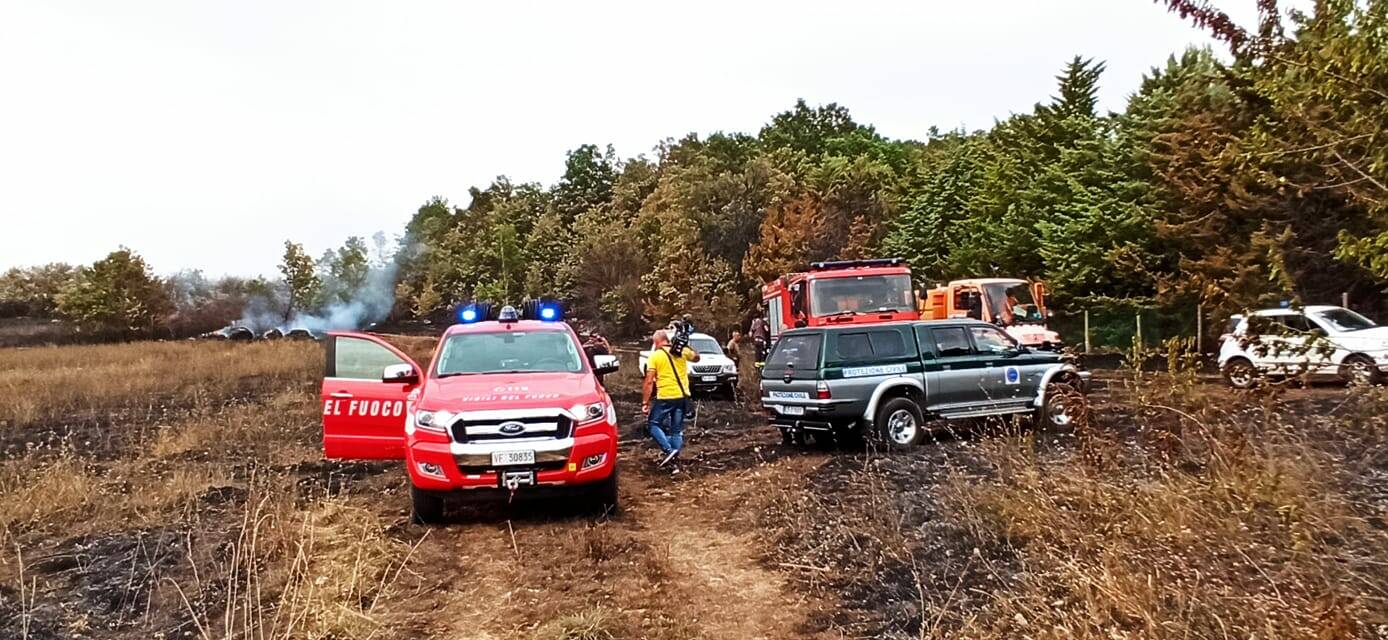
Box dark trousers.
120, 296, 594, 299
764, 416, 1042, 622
647, 398, 686, 454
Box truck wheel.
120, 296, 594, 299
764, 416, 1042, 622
1223, 358, 1259, 389
410, 485, 444, 525
876, 397, 925, 449
1038, 383, 1085, 428
1342, 355, 1380, 387
590, 468, 620, 516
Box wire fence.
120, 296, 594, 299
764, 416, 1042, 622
1051, 305, 1207, 354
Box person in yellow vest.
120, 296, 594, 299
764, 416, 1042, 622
641, 329, 701, 466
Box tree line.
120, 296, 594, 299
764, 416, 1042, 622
2, 1, 1383, 340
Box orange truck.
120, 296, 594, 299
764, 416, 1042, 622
919, 278, 1062, 349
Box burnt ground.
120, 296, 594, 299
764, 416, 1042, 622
2, 348, 1384, 639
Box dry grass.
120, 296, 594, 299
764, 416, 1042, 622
174, 474, 419, 640
752, 372, 1388, 638
0, 340, 321, 427
0, 454, 240, 542
6, 335, 1387, 639
0, 337, 423, 639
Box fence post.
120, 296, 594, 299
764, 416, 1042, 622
1342, 291, 1349, 309
1135, 312, 1143, 349
1196, 303, 1203, 353
1083, 309, 1091, 354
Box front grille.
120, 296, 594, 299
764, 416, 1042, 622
450, 415, 573, 443
691, 365, 722, 374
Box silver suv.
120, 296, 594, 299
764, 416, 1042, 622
760, 320, 1089, 447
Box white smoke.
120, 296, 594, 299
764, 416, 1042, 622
229, 237, 401, 335
282, 261, 398, 333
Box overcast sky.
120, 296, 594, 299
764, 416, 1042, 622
0, 1, 1261, 277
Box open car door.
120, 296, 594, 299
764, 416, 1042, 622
321, 332, 422, 460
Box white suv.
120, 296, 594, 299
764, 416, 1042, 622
638, 332, 739, 396
1218, 305, 1388, 388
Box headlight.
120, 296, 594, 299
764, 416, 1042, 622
573, 402, 606, 423
414, 410, 449, 432
722, 363, 736, 374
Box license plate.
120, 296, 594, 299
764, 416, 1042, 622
780, 405, 805, 416
491, 450, 535, 466
770, 391, 808, 400
701, 375, 718, 382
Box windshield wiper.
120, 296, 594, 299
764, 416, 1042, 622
821, 310, 859, 318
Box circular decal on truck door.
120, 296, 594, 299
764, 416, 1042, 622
1005, 366, 1021, 385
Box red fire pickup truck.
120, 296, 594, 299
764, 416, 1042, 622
320, 304, 621, 523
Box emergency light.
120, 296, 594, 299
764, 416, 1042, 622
520, 299, 564, 322
455, 301, 493, 324
452, 299, 562, 324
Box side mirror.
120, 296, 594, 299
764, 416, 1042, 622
593, 354, 620, 375
382, 363, 419, 384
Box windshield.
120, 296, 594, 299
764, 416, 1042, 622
1313, 308, 1376, 332
690, 336, 723, 355
809, 274, 914, 317
434, 330, 584, 376
982, 281, 1042, 324
765, 334, 822, 371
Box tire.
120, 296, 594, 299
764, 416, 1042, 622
876, 397, 925, 449
1038, 383, 1085, 428
410, 485, 445, 525
1342, 355, 1380, 387
1222, 358, 1259, 389
589, 468, 620, 516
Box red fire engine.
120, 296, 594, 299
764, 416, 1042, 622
760, 258, 919, 340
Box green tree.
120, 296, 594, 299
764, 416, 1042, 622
0, 263, 76, 317
321, 236, 370, 304
552, 144, 619, 222
56, 248, 170, 334
279, 240, 321, 319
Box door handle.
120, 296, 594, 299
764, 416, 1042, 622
330, 391, 353, 399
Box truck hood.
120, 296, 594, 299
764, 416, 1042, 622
638, 351, 734, 368
419, 371, 600, 413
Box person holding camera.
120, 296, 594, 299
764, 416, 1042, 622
641, 328, 700, 467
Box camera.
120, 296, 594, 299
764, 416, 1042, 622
667, 314, 694, 354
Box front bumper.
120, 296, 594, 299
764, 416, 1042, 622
406, 430, 617, 492
690, 371, 737, 390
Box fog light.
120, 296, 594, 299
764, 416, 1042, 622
416, 462, 444, 478
581, 453, 607, 470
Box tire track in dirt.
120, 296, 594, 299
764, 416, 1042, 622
379, 399, 832, 639
629, 457, 827, 640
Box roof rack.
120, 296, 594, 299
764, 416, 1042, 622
808, 258, 905, 271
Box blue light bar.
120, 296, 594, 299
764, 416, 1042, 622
459, 306, 480, 323
539, 305, 559, 321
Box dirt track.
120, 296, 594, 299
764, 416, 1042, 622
356, 384, 839, 639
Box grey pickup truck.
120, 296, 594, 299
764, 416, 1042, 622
760, 319, 1090, 447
